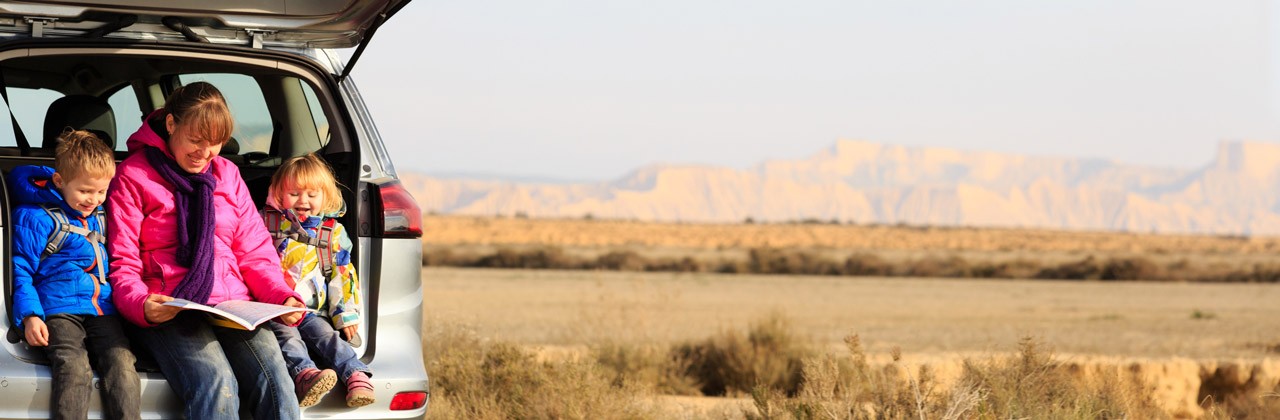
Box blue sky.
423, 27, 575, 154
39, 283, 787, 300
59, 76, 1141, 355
348, 0, 1279, 181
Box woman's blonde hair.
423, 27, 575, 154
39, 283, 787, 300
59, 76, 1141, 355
269, 154, 344, 214
166, 81, 234, 146
54, 128, 115, 181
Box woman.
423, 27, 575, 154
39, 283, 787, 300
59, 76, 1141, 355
107, 82, 304, 419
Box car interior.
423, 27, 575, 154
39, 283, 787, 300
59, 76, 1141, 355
0, 49, 362, 366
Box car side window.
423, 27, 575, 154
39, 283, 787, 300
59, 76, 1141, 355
0, 87, 63, 147
177, 73, 273, 155
107, 86, 143, 152
299, 78, 330, 148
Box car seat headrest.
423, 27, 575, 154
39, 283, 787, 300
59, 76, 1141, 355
43, 95, 116, 151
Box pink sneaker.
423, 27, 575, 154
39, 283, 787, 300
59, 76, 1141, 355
295, 368, 337, 408
345, 371, 376, 408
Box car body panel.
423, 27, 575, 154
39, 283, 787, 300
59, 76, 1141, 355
0, 0, 410, 48
0, 32, 427, 420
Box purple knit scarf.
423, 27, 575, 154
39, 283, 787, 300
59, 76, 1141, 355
144, 147, 218, 304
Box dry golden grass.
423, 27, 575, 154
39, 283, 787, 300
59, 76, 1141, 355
423, 267, 1280, 418
420, 216, 1280, 417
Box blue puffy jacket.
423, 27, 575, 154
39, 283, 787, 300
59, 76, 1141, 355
8, 165, 114, 328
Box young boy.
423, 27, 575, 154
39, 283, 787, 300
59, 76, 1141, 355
9, 129, 140, 420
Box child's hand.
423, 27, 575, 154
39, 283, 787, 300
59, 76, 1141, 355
143, 294, 180, 324
342, 325, 358, 341
278, 297, 305, 325
23, 316, 48, 347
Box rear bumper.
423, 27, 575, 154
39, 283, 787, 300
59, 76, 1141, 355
0, 331, 428, 419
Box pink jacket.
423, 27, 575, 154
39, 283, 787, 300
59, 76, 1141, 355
107, 112, 301, 327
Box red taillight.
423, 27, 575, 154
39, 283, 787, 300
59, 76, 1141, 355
376, 181, 422, 238
389, 391, 428, 410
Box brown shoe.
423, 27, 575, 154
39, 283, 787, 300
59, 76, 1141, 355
295, 368, 337, 408
345, 371, 375, 408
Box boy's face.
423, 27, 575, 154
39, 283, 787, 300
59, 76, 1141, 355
53, 172, 111, 216
279, 182, 325, 220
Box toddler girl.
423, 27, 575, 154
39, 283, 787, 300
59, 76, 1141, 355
262, 154, 373, 408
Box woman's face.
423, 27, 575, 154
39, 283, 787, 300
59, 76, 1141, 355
166, 114, 223, 173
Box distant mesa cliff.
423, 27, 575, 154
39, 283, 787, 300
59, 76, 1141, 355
399, 140, 1280, 235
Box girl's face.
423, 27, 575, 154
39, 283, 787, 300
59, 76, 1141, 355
279, 182, 325, 220
166, 114, 223, 174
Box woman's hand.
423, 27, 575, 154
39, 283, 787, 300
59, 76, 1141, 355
278, 297, 305, 325
144, 294, 180, 324
23, 316, 48, 347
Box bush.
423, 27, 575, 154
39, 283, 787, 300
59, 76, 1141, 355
747, 336, 1163, 419
748, 248, 843, 276
422, 248, 456, 267
591, 342, 700, 396
959, 337, 1161, 419
420, 245, 1273, 285
1212, 264, 1280, 283
646, 256, 703, 273
425, 321, 657, 420
715, 260, 750, 274
905, 255, 972, 278
1100, 257, 1161, 281
843, 253, 892, 276
1036, 256, 1101, 280
672, 313, 810, 397
473, 247, 578, 269
428, 318, 1198, 418
593, 251, 648, 271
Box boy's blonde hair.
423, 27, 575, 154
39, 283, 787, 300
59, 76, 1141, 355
54, 129, 115, 180
270, 154, 343, 214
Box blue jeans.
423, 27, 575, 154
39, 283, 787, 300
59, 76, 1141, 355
136, 311, 299, 420
44, 314, 140, 420
267, 313, 371, 382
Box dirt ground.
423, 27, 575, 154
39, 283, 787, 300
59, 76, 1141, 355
424, 267, 1280, 359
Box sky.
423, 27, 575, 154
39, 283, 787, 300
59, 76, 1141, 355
346, 0, 1280, 181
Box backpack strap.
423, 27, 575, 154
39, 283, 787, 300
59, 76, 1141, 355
39, 203, 73, 261
263, 208, 287, 243
316, 218, 337, 279
38, 204, 108, 284
89, 208, 106, 284
263, 207, 335, 277
93, 208, 105, 238
264, 208, 330, 248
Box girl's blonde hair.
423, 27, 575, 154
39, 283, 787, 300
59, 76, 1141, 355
166, 81, 234, 146
269, 154, 344, 214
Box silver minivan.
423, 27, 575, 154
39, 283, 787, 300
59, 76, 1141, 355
0, 1, 428, 417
